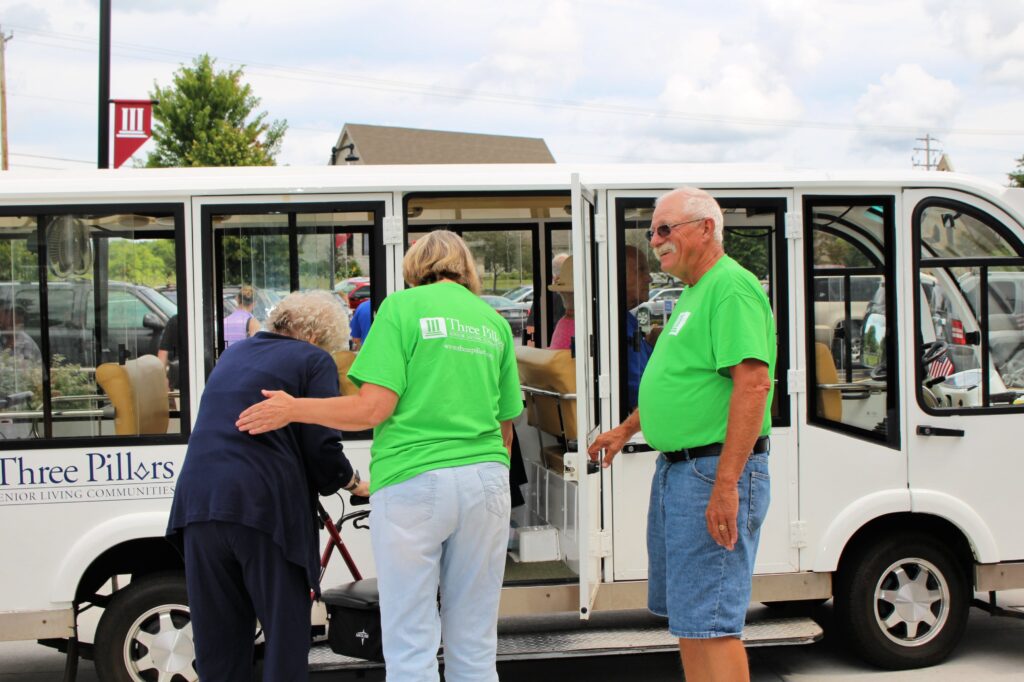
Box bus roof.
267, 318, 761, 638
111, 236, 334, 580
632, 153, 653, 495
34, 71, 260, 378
0, 163, 1016, 207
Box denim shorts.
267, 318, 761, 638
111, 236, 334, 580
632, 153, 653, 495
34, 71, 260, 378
647, 452, 770, 639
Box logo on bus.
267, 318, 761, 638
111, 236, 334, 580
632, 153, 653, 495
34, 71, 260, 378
420, 317, 448, 339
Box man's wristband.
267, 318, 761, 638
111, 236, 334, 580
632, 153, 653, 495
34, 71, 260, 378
344, 470, 361, 492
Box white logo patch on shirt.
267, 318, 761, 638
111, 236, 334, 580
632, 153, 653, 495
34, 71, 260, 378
419, 317, 448, 339
669, 311, 691, 336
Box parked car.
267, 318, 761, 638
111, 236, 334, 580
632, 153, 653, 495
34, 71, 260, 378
156, 285, 178, 305
481, 295, 529, 336
632, 287, 684, 327
503, 284, 534, 305
334, 277, 371, 311
1, 279, 175, 367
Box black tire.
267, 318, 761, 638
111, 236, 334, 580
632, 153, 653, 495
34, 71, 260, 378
94, 571, 197, 682
834, 533, 969, 670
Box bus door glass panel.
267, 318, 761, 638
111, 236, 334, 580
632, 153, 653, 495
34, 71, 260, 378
460, 227, 534, 345
295, 212, 375, 348
915, 203, 1024, 410
805, 200, 895, 444
617, 203, 674, 419
0, 217, 43, 441
87, 213, 181, 438
213, 214, 289, 353
615, 199, 788, 423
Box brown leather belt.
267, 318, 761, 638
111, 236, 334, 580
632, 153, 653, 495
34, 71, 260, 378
662, 436, 769, 463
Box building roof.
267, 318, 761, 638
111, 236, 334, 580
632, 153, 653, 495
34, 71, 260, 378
331, 123, 555, 165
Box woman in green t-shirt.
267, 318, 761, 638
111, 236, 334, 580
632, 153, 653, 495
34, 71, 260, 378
238, 230, 523, 681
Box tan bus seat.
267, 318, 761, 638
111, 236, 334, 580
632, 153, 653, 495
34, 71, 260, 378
514, 347, 577, 469
331, 350, 360, 396
814, 342, 842, 422
96, 354, 170, 436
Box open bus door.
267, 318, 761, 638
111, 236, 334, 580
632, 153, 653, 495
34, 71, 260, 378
569, 174, 605, 618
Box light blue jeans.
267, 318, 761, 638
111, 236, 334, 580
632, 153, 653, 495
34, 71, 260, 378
370, 461, 510, 682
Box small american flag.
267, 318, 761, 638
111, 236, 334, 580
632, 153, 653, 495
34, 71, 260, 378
927, 352, 955, 379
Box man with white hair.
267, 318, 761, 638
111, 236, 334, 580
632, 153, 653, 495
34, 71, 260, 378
589, 187, 775, 682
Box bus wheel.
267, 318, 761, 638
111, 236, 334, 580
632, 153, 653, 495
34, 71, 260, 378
834, 534, 969, 669
94, 572, 196, 682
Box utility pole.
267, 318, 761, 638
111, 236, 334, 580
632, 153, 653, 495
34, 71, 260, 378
913, 134, 943, 170
98, 0, 111, 168
0, 25, 13, 171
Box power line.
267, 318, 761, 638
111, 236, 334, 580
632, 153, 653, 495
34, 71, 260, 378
9, 24, 1024, 138
12, 152, 93, 163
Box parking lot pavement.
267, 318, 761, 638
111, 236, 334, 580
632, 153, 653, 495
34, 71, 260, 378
5, 591, 1024, 681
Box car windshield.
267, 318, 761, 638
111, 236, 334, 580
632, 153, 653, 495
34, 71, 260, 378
138, 286, 178, 317
482, 295, 515, 308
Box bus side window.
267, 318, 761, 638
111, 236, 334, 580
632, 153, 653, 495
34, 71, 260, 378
915, 202, 1024, 411
804, 199, 896, 444
1, 211, 184, 444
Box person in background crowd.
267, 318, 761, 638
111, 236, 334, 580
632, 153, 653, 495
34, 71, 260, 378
589, 187, 775, 682
157, 314, 180, 390
168, 290, 368, 681
349, 298, 372, 350
623, 245, 654, 411
237, 230, 522, 682
548, 256, 575, 351
0, 298, 42, 365
224, 285, 260, 348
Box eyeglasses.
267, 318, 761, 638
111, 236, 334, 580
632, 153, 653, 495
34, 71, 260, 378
646, 217, 706, 241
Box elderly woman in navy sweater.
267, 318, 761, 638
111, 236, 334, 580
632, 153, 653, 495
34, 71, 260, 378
167, 290, 369, 681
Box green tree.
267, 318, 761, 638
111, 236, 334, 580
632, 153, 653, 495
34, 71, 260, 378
145, 54, 287, 168
1010, 155, 1024, 187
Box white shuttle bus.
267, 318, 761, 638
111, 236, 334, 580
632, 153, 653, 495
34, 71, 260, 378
2, 165, 1024, 678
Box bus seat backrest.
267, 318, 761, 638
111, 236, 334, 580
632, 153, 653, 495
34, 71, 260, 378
814, 342, 842, 422
331, 350, 360, 396
96, 354, 169, 436
514, 346, 576, 442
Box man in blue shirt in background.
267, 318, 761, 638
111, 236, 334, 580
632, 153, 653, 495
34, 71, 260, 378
349, 299, 372, 350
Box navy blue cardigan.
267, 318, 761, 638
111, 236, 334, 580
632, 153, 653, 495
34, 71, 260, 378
167, 331, 353, 592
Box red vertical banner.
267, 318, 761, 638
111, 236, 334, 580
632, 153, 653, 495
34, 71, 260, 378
112, 99, 155, 168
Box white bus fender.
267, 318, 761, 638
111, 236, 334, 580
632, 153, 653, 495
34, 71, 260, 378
910, 489, 997, 563
811, 489, 911, 572
50, 512, 171, 603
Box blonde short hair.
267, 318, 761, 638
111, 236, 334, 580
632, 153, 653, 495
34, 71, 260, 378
266, 290, 350, 352
402, 230, 482, 294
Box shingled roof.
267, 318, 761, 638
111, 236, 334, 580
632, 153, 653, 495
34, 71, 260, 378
330, 124, 555, 165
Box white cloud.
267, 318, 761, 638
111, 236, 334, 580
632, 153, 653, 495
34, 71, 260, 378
854, 64, 961, 149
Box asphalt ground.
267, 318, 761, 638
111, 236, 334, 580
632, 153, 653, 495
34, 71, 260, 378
3, 592, 1023, 681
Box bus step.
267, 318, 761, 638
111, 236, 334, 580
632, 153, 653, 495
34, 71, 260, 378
308, 616, 822, 671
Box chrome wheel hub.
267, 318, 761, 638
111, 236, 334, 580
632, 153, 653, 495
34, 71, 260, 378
873, 557, 949, 646
123, 603, 197, 682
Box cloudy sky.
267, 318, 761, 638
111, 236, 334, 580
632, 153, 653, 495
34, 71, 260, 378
1, 0, 1023, 183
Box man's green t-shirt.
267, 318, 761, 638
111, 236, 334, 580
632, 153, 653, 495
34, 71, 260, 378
347, 282, 523, 494
638, 255, 776, 452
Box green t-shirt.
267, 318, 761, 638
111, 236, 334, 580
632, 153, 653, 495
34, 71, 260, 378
347, 282, 523, 494
638, 255, 776, 452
